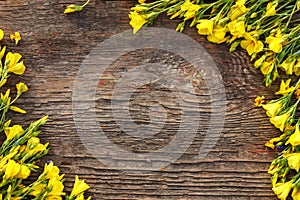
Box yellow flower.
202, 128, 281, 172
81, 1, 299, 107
138, 0, 145, 3
227, 20, 245, 38
0, 29, 4, 40
4, 159, 21, 179
181, 0, 191, 10
272, 180, 293, 200
29, 184, 46, 196
254, 55, 266, 68
70, 175, 90, 197
228, 2, 247, 20
16, 164, 31, 179
184, 4, 201, 20
26, 137, 49, 155
265, 134, 286, 149
262, 101, 282, 117
285, 153, 300, 172
293, 59, 300, 76
286, 124, 300, 147
10, 32, 21, 45
207, 25, 227, 44
280, 58, 296, 75
240, 32, 263, 55
275, 79, 295, 96
44, 162, 64, 180
270, 113, 290, 131
46, 178, 65, 197
266, 31, 283, 53
265, 2, 277, 16
16, 82, 28, 94
9, 106, 26, 114
292, 187, 300, 200
196, 19, 214, 35
265, 141, 275, 149
128, 12, 147, 34
4, 125, 24, 140
260, 60, 274, 75
64, 4, 83, 14
5, 52, 26, 75
254, 96, 264, 107
180, 0, 200, 20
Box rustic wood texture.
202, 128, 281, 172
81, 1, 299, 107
0, 0, 284, 199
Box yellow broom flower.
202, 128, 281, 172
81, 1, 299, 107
262, 101, 282, 117
128, 12, 147, 34
240, 32, 263, 55
275, 79, 295, 96
270, 113, 290, 131
10, 32, 21, 45
70, 175, 90, 197
286, 124, 300, 147
207, 25, 227, 44
272, 180, 293, 200
285, 152, 300, 172
265, 2, 277, 16
292, 187, 300, 200
5, 52, 26, 75
4, 159, 21, 179
196, 19, 214, 35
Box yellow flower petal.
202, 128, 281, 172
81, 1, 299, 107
70, 175, 90, 197
260, 60, 274, 75
265, 2, 277, 16
292, 187, 300, 200
10, 32, 21, 45
270, 113, 290, 131
254, 96, 264, 107
286, 152, 300, 172
272, 180, 293, 200
196, 19, 214, 35
16, 164, 31, 179
228, 20, 245, 38
280, 58, 296, 75
128, 12, 147, 34
0, 29, 4, 40
275, 79, 295, 96
4, 125, 24, 140
207, 25, 227, 44
4, 160, 21, 179
16, 82, 28, 94
286, 124, 300, 147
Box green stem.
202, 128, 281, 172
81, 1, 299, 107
82, 0, 91, 7
285, 2, 297, 29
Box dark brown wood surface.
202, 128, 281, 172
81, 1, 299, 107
0, 0, 283, 199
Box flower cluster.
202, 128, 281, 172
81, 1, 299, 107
0, 29, 91, 199
257, 79, 300, 200
129, 0, 299, 87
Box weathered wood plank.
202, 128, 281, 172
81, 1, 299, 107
0, 0, 281, 199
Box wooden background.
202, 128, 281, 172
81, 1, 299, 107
0, 0, 283, 199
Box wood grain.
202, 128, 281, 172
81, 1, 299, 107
0, 1, 282, 199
